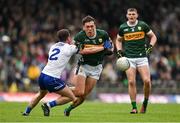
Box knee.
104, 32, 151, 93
128, 80, 136, 87
144, 79, 151, 87
74, 90, 85, 97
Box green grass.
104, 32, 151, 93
0, 101, 180, 122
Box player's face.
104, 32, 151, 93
66, 36, 72, 44
126, 11, 138, 24
83, 21, 96, 37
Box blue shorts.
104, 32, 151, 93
38, 73, 66, 92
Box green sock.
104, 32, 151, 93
66, 105, 75, 112
143, 98, 148, 108
131, 101, 137, 109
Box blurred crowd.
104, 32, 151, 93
0, 0, 179, 94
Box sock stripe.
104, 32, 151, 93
49, 100, 57, 108
25, 107, 31, 114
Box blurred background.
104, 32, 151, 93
0, 0, 179, 102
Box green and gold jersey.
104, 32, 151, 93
118, 20, 151, 58
74, 29, 109, 66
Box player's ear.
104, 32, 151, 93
94, 24, 96, 29
126, 13, 128, 18
136, 13, 139, 18
83, 25, 85, 31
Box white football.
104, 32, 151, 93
116, 57, 130, 71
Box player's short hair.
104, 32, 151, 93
57, 29, 70, 42
127, 8, 138, 13
82, 15, 95, 25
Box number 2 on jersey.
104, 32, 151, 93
49, 48, 60, 60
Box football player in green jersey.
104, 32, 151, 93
63, 15, 113, 116
115, 8, 157, 114
41, 15, 113, 117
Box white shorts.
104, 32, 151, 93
127, 57, 149, 69
74, 64, 103, 80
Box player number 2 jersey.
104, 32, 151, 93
42, 42, 77, 78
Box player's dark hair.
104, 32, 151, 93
57, 29, 70, 42
82, 15, 95, 25
127, 8, 138, 13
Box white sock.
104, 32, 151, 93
46, 103, 51, 108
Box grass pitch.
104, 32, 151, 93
0, 101, 180, 122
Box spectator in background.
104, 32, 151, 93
27, 61, 41, 86
101, 63, 118, 86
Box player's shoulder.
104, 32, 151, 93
119, 22, 128, 29
96, 29, 108, 35
49, 42, 57, 49
54, 42, 65, 47
138, 20, 149, 26
74, 30, 86, 41
49, 42, 66, 50
97, 29, 107, 33
54, 42, 76, 51
75, 30, 86, 36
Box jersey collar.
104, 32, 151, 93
127, 20, 138, 27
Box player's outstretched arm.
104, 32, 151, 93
79, 46, 104, 54
79, 40, 113, 55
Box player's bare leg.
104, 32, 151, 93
40, 75, 85, 117
22, 90, 48, 116
138, 65, 151, 113
64, 75, 86, 116
41, 85, 78, 116
64, 76, 97, 116
126, 68, 138, 113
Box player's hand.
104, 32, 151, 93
116, 50, 124, 58
146, 44, 153, 55
78, 57, 84, 64
104, 49, 113, 56
103, 40, 112, 49
75, 42, 84, 53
